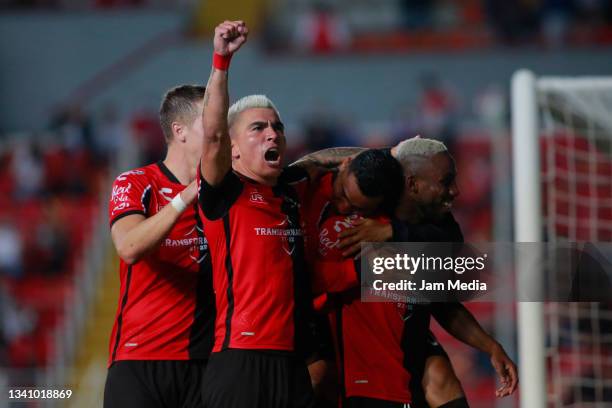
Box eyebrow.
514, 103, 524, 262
248, 120, 285, 131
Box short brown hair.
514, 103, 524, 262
159, 85, 206, 142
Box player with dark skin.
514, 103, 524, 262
297, 138, 518, 407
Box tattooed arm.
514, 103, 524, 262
291, 147, 367, 168
291, 147, 368, 180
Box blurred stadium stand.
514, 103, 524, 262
0, 1, 611, 407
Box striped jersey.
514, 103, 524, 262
197, 166, 314, 354
107, 161, 214, 365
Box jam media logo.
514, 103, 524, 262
249, 188, 266, 204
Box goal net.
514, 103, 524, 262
512, 72, 612, 407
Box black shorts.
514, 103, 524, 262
202, 349, 315, 408
103, 359, 206, 408
346, 397, 410, 408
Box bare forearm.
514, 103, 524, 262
112, 205, 182, 264
431, 302, 498, 355
201, 66, 231, 186
113, 182, 197, 264
200, 21, 248, 184
292, 147, 367, 168
203, 67, 229, 140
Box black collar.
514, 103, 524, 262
157, 161, 181, 184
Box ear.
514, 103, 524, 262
390, 145, 398, 158
406, 175, 418, 194
172, 122, 186, 143
231, 140, 240, 160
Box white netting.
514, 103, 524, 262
537, 78, 612, 407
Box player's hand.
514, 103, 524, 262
179, 180, 198, 205
489, 343, 518, 398
214, 20, 248, 56
337, 218, 393, 258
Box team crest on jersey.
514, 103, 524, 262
278, 216, 302, 256
397, 302, 410, 321
186, 225, 208, 263
253, 215, 304, 256
162, 225, 209, 264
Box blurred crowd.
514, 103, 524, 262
0, 102, 162, 369
268, 0, 612, 53
287, 70, 506, 241
2, 0, 612, 51
0, 0, 173, 9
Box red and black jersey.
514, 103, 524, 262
316, 211, 466, 404
303, 171, 421, 403
197, 167, 314, 354
303, 172, 361, 295
314, 210, 422, 404
107, 161, 214, 366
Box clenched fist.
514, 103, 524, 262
214, 20, 249, 57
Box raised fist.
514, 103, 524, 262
214, 20, 248, 56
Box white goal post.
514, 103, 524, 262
512, 70, 612, 408
512, 69, 547, 408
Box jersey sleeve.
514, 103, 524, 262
197, 165, 243, 220
109, 169, 151, 227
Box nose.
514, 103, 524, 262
449, 181, 459, 199
265, 122, 280, 142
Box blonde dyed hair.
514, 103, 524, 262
227, 94, 281, 129
394, 137, 448, 174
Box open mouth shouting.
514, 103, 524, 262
264, 147, 282, 166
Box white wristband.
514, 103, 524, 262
171, 193, 188, 213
